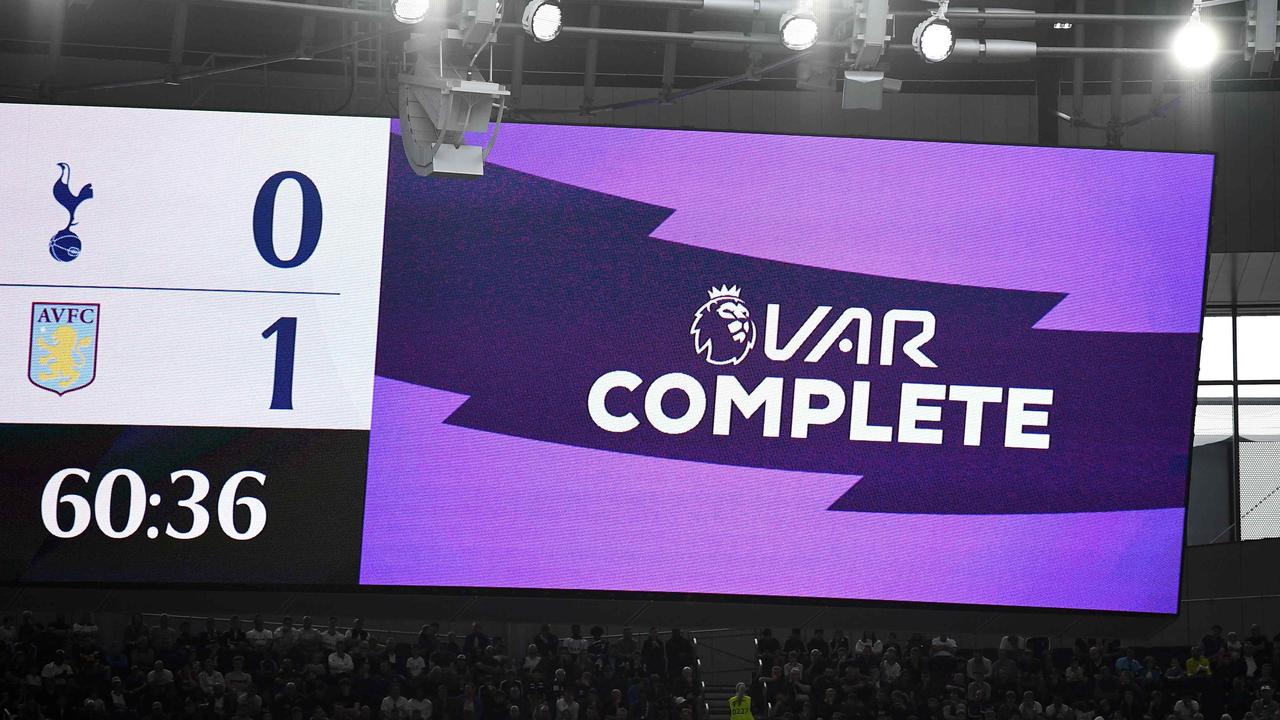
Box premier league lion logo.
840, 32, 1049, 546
690, 285, 756, 366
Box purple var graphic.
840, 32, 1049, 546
363, 123, 1211, 611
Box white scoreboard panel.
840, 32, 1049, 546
0, 104, 387, 430
0, 103, 388, 585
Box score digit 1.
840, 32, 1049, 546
262, 317, 297, 411
253, 171, 321, 411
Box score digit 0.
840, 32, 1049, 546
40, 468, 267, 541
253, 171, 321, 411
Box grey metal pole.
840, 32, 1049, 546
511, 30, 526, 104
497, 22, 1233, 55
893, 10, 1245, 22
582, 3, 602, 109
1230, 255, 1242, 542
48, 0, 67, 85
1072, 0, 1084, 116
1035, 9, 1060, 145
572, 0, 704, 8
192, 0, 391, 22
500, 22, 819, 44
1034, 46, 1229, 55
169, 0, 191, 71
53, 29, 386, 94
1109, 0, 1124, 146
165, 0, 1248, 25
661, 8, 680, 96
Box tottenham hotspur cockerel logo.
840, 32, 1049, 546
690, 285, 756, 365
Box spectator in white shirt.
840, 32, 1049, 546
276, 617, 298, 655
298, 616, 321, 654
931, 634, 959, 675
881, 649, 903, 687
1018, 691, 1043, 719
109, 677, 128, 711
240, 687, 264, 718
41, 650, 73, 686
321, 617, 343, 652
1175, 695, 1201, 720
556, 693, 581, 720
967, 652, 993, 681
246, 615, 275, 651
225, 656, 253, 695
406, 648, 428, 681
329, 644, 355, 677
561, 626, 588, 659
931, 634, 958, 658
783, 653, 805, 680
1045, 697, 1072, 720
146, 661, 174, 688
198, 660, 225, 697
408, 689, 433, 720
523, 645, 544, 676
999, 636, 1023, 653
856, 632, 883, 659
382, 684, 411, 720
72, 613, 100, 643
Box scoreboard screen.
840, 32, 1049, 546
0, 102, 1212, 613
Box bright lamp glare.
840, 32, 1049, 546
522, 0, 563, 42
1172, 13, 1218, 69
393, 0, 429, 24
531, 2, 562, 41
779, 13, 819, 51
913, 16, 954, 62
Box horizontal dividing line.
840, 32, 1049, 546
0, 282, 339, 297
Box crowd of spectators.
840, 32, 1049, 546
750, 626, 1280, 720
6, 613, 1276, 720
0, 613, 701, 720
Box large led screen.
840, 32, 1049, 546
0, 102, 1213, 613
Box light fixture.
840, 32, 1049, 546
393, 0, 430, 24
522, 0, 563, 42
1173, 3, 1218, 69
398, 25, 509, 177
779, 0, 819, 51
912, 1, 955, 63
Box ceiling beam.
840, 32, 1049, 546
181, 0, 392, 21
894, 9, 1247, 22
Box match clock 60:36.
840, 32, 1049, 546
40, 468, 267, 541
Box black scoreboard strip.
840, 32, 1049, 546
0, 425, 367, 585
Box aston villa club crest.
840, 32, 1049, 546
690, 285, 756, 365
29, 303, 100, 395
49, 163, 94, 262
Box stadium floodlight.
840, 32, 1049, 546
396, 0, 510, 176
522, 0, 563, 42
1173, 3, 1218, 69
779, 0, 819, 51
912, 0, 955, 63
398, 32, 510, 177
393, 0, 430, 24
